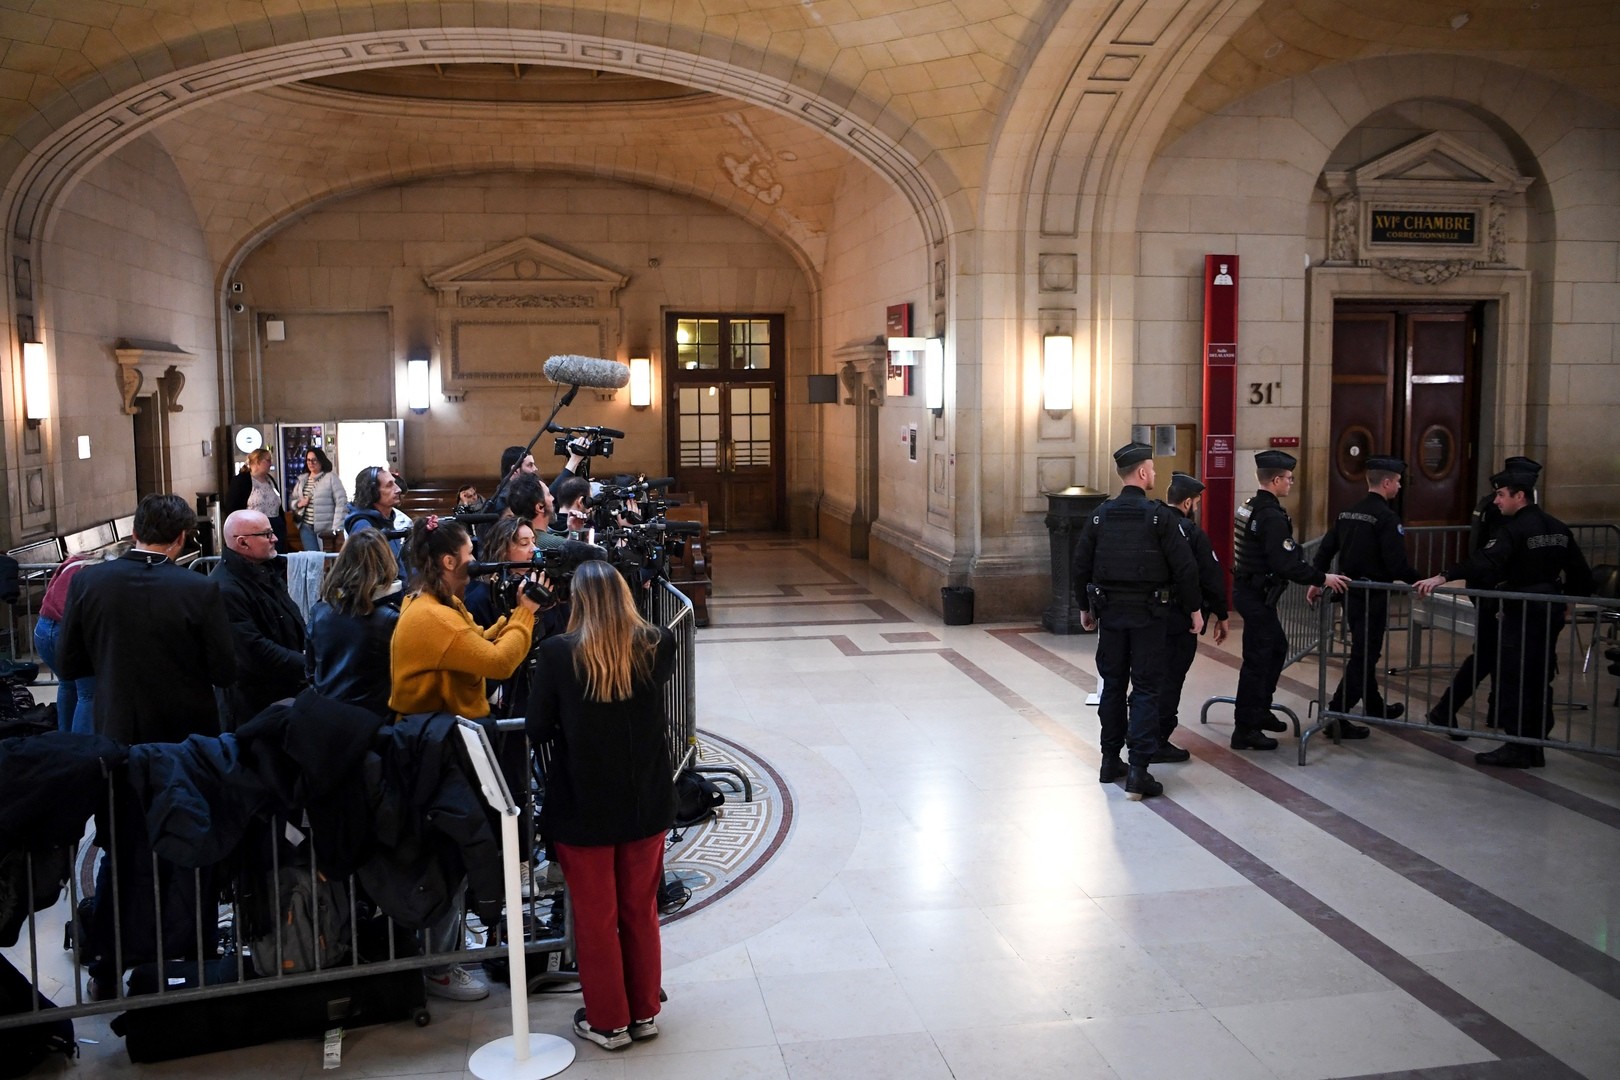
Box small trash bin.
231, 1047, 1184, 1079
941, 585, 974, 626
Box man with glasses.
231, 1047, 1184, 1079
1230, 450, 1349, 750
214, 509, 307, 726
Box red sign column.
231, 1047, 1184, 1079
1201, 255, 1239, 593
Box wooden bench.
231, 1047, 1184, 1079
663, 497, 712, 627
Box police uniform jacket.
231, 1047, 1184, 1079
1233, 490, 1327, 588
1171, 509, 1229, 631
1442, 505, 1594, 596
1310, 492, 1423, 583
1072, 486, 1202, 615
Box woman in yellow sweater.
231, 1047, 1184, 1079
389, 515, 539, 718
388, 514, 539, 1001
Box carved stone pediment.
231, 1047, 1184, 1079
113, 338, 194, 415
424, 236, 629, 308
426, 237, 629, 400
1322, 133, 1532, 280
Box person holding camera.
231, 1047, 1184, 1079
389, 515, 539, 1000
527, 560, 676, 1050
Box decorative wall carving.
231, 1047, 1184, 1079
113, 339, 194, 415
1322, 132, 1532, 284
426, 237, 628, 397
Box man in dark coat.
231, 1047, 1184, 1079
1309, 455, 1427, 735
214, 509, 307, 726
1073, 443, 1204, 800
1416, 466, 1594, 768
58, 493, 237, 745
1230, 451, 1350, 750
1157, 472, 1230, 762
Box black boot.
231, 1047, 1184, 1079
1260, 713, 1288, 733
1230, 728, 1279, 751
1475, 743, 1536, 768
1099, 755, 1127, 783
1124, 766, 1162, 801
1364, 700, 1405, 720
1427, 710, 1468, 741
1328, 719, 1370, 740
1150, 742, 1191, 764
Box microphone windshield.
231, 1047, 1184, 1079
543, 354, 631, 389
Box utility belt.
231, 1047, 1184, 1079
1087, 583, 1174, 616
1236, 573, 1288, 607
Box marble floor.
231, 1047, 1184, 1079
27, 537, 1620, 1078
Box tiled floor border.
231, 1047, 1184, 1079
699, 626, 1572, 1073
987, 628, 1620, 1004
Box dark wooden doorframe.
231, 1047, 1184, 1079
1329, 300, 1483, 527
664, 312, 786, 531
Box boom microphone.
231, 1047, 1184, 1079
546, 422, 627, 439
543, 354, 630, 389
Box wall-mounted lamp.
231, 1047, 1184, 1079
1042, 333, 1074, 414
923, 337, 945, 416
406, 357, 431, 414
22, 340, 48, 425
629, 356, 652, 408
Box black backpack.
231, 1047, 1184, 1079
672, 771, 724, 828
0, 953, 75, 1077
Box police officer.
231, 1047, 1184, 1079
1073, 443, 1204, 799
1231, 450, 1350, 750
1415, 466, 1593, 767
1427, 456, 1542, 733
1156, 472, 1230, 763
1307, 455, 1426, 735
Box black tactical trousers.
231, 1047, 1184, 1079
1495, 600, 1565, 739
1433, 597, 1500, 725
1331, 589, 1388, 711
1095, 608, 1165, 766
1233, 580, 1287, 732
1159, 620, 1199, 740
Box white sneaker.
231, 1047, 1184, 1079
424, 964, 489, 1001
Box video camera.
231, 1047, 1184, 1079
468, 539, 610, 609
549, 423, 619, 461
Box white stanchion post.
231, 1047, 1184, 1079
457, 720, 575, 1080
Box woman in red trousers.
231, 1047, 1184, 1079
527, 559, 676, 1050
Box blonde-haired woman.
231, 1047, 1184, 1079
225, 447, 287, 547
527, 559, 675, 1051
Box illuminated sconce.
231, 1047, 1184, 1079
22, 340, 47, 425
1043, 333, 1074, 414
923, 337, 945, 415
406, 356, 431, 414
629, 356, 652, 408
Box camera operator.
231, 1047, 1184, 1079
388, 515, 538, 1001
505, 472, 565, 544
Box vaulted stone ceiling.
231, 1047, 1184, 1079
1, 1, 1612, 271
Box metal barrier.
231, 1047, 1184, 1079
1199, 536, 1331, 736
1303, 579, 1620, 764
0, 574, 704, 1037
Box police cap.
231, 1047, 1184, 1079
1365, 456, 1405, 474
1502, 455, 1542, 477
1255, 449, 1296, 470
1112, 442, 1154, 469
1166, 472, 1205, 503
1491, 468, 1538, 490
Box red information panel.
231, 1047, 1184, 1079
1201, 255, 1239, 587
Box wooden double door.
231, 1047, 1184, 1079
664, 313, 785, 531
1329, 302, 1483, 526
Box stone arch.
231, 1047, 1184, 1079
3, 25, 958, 272
1132, 52, 1620, 520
